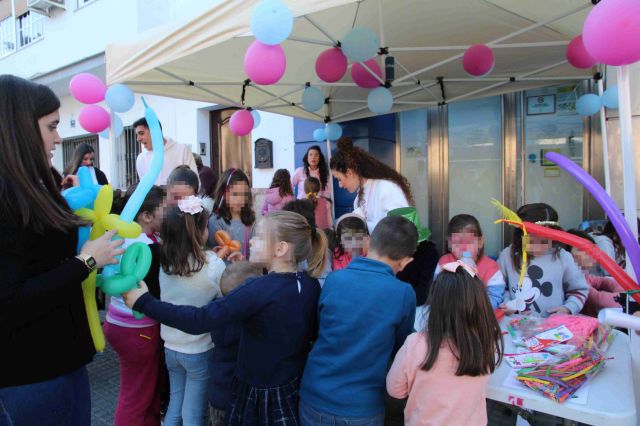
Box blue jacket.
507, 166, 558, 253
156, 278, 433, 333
135, 271, 320, 387
300, 257, 416, 417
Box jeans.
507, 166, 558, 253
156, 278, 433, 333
164, 348, 212, 426
0, 366, 90, 426
298, 400, 384, 426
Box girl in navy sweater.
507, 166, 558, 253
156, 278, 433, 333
124, 210, 328, 426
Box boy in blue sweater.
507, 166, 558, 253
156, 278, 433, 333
299, 216, 418, 426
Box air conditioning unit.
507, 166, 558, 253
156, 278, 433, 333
28, 0, 65, 16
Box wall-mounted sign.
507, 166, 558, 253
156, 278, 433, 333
255, 138, 273, 169
540, 148, 561, 167
527, 95, 556, 115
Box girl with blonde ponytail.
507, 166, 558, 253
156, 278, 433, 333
124, 210, 326, 426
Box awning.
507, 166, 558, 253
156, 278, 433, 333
105, 0, 594, 123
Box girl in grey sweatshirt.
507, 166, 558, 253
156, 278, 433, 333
498, 203, 589, 317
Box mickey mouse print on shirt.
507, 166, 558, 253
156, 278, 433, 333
506, 265, 553, 314
499, 247, 590, 318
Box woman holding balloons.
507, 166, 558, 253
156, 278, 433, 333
0, 75, 124, 425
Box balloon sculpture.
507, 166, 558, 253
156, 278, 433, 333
492, 199, 640, 304
61, 95, 163, 352
544, 151, 640, 282
213, 230, 242, 259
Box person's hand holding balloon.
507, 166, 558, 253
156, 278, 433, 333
122, 281, 149, 309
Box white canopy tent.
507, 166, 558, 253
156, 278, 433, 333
105, 0, 595, 123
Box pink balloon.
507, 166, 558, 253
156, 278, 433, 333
79, 105, 110, 133
229, 110, 254, 136
351, 59, 383, 89
243, 40, 286, 85
315, 47, 348, 83
583, 0, 640, 66
566, 35, 597, 69
69, 73, 106, 104
463, 44, 494, 77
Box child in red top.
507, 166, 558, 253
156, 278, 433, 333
566, 229, 623, 317
434, 214, 505, 308
331, 213, 369, 271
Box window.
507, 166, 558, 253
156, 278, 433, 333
0, 17, 14, 57
111, 126, 140, 189
77, 0, 97, 8
62, 134, 100, 170
17, 11, 43, 48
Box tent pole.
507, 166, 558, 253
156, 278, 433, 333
447, 60, 568, 103
617, 65, 638, 280
250, 84, 324, 119
324, 103, 335, 221
253, 86, 306, 109
389, 41, 569, 52
332, 85, 432, 120
378, 0, 385, 48
359, 60, 386, 85
156, 68, 242, 107
288, 36, 333, 47
395, 57, 441, 102
395, 3, 589, 84
596, 77, 611, 196
304, 15, 338, 45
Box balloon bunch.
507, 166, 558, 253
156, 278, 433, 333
313, 122, 343, 143
61, 96, 163, 352
69, 73, 135, 138
575, 86, 619, 117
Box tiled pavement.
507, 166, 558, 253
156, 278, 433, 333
86, 304, 564, 426
86, 341, 528, 426
87, 341, 119, 426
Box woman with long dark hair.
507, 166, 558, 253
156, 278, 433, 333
63, 142, 108, 185
0, 75, 124, 425
330, 137, 413, 232
291, 145, 332, 227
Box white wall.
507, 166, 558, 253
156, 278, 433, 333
250, 111, 295, 189
53, 93, 212, 182
2, 0, 138, 79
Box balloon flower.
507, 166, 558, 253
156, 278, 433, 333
213, 230, 241, 258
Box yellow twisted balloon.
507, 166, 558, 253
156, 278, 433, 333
491, 199, 527, 290
75, 185, 142, 352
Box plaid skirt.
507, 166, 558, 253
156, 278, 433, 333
225, 377, 300, 426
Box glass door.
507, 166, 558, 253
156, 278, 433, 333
448, 96, 503, 257
517, 86, 585, 229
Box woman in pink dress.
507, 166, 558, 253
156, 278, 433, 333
291, 145, 332, 227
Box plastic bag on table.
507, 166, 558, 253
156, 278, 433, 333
515, 347, 606, 403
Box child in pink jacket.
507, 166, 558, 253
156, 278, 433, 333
566, 229, 623, 317
387, 263, 503, 426
261, 169, 294, 215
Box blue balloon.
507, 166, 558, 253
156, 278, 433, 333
61, 166, 101, 210
302, 86, 325, 112
342, 27, 379, 62
325, 123, 342, 140
105, 84, 135, 113
576, 93, 601, 116
251, 110, 261, 128
120, 97, 164, 222
313, 127, 326, 142
601, 85, 619, 109
112, 114, 123, 137
77, 226, 91, 253
99, 129, 110, 139
367, 87, 393, 114
251, 0, 293, 45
